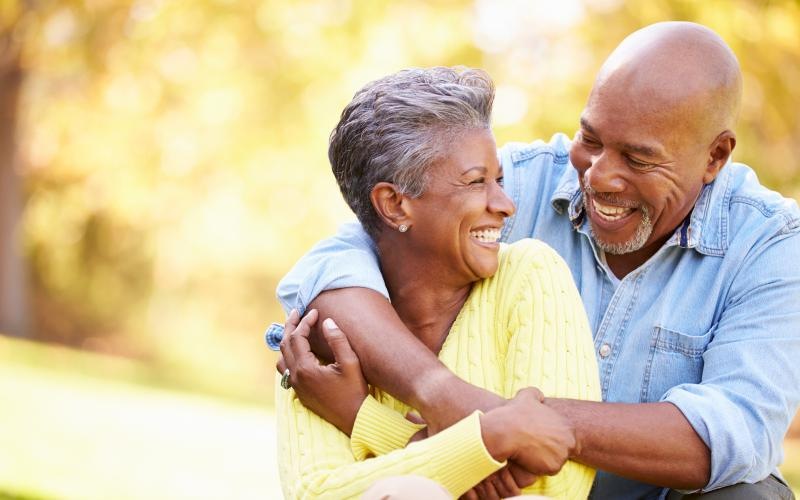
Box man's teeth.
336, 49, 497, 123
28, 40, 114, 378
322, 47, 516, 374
593, 199, 635, 221
470, 228, 501, 243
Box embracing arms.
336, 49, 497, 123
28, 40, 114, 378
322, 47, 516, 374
277, 228, 713, 489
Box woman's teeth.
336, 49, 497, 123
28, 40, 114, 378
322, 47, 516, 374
470, 228, 501, 243
593, 199, 635, 221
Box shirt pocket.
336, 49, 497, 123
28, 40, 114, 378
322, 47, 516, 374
641, 326, 712, 403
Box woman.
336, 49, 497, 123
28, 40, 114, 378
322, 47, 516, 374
273, 67, 600, 499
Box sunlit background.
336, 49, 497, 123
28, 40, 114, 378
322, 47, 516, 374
1, 0, 799, 498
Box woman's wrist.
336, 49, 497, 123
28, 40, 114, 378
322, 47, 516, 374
338, 393, 369, 436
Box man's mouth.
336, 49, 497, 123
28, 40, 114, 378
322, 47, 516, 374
591, 199, 636, 222
469, 228, 501, 244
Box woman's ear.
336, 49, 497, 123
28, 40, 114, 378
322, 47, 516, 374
703, 130, 736, 184
370, 182, 412, 231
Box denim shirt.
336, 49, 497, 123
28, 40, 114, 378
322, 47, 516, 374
276, 134, 800, 499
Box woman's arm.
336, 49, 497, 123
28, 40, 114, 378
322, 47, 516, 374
276, 313, 505, 499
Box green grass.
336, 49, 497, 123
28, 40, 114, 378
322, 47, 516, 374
0, 337, 281, 500
1, 336, 798, 498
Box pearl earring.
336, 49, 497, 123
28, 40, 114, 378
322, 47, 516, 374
398, 224, 408, 233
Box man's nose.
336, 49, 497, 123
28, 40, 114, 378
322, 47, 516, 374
585, 152, 625, 193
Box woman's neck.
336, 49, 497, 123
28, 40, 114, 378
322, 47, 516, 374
377, 237, 472, 354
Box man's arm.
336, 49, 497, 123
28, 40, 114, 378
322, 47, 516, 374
275, 222, 503, 427
551, 229, 800, 492
546, 399, 710, 490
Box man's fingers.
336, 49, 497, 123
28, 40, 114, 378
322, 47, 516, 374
321, 317, 360, 369
516, 386, 545, 403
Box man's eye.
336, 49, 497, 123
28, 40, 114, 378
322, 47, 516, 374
470, 177, 485, 185
579, 133, 601, 148
626, 156, 654, 169
496, 176, 504, 187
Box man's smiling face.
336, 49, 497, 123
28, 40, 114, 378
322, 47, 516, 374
568, 77, 714, 261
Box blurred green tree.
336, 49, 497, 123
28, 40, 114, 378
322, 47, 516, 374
0, 0, 797, 401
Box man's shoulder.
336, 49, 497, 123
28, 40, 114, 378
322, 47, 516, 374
499, 133, 572, 167
699, 162, 800, 258
725, 162, 800, 224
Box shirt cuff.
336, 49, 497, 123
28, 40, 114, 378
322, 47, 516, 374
350, 395, 425, 460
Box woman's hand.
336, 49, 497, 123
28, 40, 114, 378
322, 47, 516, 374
277, 309, 368, 436
459, 464, 537, 500
480, 387, 576, 477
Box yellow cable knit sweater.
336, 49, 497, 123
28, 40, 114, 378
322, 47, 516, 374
276, 239, 601, 499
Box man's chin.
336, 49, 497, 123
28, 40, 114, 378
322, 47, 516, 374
590, 225, 652, 255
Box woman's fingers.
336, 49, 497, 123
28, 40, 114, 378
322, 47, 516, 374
276, 354, 287, 374
285, 308, 301, 331
495, 466, 521, 497
280, 309, 319, 380
321, 317, 360, 372
508, 462, 537, 489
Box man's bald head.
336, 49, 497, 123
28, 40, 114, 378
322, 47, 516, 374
592, 21, 742, 143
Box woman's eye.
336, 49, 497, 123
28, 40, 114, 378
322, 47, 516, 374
470, 177, 485, 185
496, 176, 504, 187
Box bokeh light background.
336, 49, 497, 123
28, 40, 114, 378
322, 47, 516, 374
0, 0, 798, 498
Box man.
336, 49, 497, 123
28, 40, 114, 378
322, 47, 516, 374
273, 22, 800, 498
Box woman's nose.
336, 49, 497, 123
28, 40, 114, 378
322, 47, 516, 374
489, 180, 515, 218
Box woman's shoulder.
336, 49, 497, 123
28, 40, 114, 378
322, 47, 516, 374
497, 238, 564, 273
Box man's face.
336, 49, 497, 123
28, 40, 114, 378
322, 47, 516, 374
569, 83, 713, 259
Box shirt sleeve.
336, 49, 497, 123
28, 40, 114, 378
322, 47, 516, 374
276, 222, 389, 315
276, 378, 504, 500
662, 231, 800, 492
497, 239, 601, 499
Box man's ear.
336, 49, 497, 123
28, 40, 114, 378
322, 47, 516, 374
703, 130, 736, 184
370, 182, 412, 231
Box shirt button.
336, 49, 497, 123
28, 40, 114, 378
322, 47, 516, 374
599, 343, 611, 358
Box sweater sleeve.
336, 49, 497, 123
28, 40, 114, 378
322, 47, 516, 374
275, 378, 504, 500
349, 395, 425, 460
498, 239, 602, 500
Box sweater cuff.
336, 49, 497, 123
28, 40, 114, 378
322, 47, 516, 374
350, 395, 425, 460
419, 410, 505, 496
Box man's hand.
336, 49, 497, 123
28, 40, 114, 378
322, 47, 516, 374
277, 309, 368, 435
481, 387, 576, 476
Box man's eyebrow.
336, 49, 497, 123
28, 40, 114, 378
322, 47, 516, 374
579, 117, 596, 135
581, 117, 660, 158
621, 142, 659, 157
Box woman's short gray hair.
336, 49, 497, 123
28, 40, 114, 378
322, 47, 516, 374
329, 67, 495, 238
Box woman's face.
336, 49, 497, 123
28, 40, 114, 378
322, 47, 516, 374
404, 128, 515, 284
